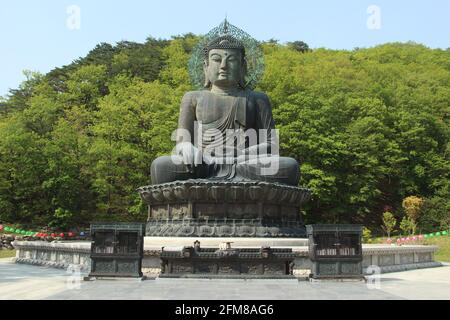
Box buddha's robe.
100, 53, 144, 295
151, 89, 299, 186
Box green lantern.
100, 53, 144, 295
424, 234, 429, 238
442, 231, 448, 236
15, 229, 20, 234
436, 232, 441, 236
4, 226, 10, 232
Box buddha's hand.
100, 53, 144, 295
176, 142, 202, 167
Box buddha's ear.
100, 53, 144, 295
239, 58, 248, 89
203, 60, 211, 88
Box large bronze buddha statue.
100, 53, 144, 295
139, 21, 310, 238
151, 31, 299, 186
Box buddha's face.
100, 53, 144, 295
205, 48, 243, 88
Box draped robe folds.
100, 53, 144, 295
150, 89, 300, 186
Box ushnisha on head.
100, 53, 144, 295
203, 35, 248, 89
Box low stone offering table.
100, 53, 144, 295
159, 242, 296, 278
138, 180, 311, 238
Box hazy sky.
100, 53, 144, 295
1, 0, 449, 96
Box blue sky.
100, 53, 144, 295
1, 0, 449, 97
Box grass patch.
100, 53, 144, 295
421, 237, 450, 263
0, 249, 16, 259
368, 236, 450, 263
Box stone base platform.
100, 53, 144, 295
139, 180, 312, 238
12, 239, 442, 277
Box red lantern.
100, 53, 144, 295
43, 233, 48, 238
68, 232, 75, 237
51, 233, 56, 238
60, 233, 65, 238
0, 224, 4, 231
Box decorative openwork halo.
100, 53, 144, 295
188, 19, 265, 90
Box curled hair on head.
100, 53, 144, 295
203, 35, 246, 60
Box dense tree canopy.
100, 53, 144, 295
0, 36, 448, 234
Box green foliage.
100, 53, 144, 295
382, 211, 397, 238
259, 42, 449, 229
49, 208, 74, 230
362, 227, 372, 243
400, 216, 416, 236
402, 196, 425, 234
402, 196, 425, 222
89, 75, 177, 218
419, 181, 450, 232
0, 39, 449, 230
287, 41, 310, 53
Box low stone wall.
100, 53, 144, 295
289, 244, 441, 275
361, 245, 442, 273
13, 240, 441, 276
13, 241, 91, 271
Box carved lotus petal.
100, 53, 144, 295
287, 190, 300, 204
217, 225, 235, 237
198, 225, 215, 237
209, 186, 226, 202
151, 189, 164, 202
279, 188, 292, 202
266, 187, 280, 202
227, 186, 244, 201
139, 191, 153, 204
163, 187, 176, 201
189, 185, 207, 201
247, 186, 263, 201
174, 186, 188, 201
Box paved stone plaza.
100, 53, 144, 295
0, 258, 449, 300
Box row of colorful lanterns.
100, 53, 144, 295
0, 224, 86, 238
386, 229, 449, 244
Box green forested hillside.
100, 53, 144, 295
0, 35, 448, 234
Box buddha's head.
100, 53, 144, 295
203, 35, 247, 89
